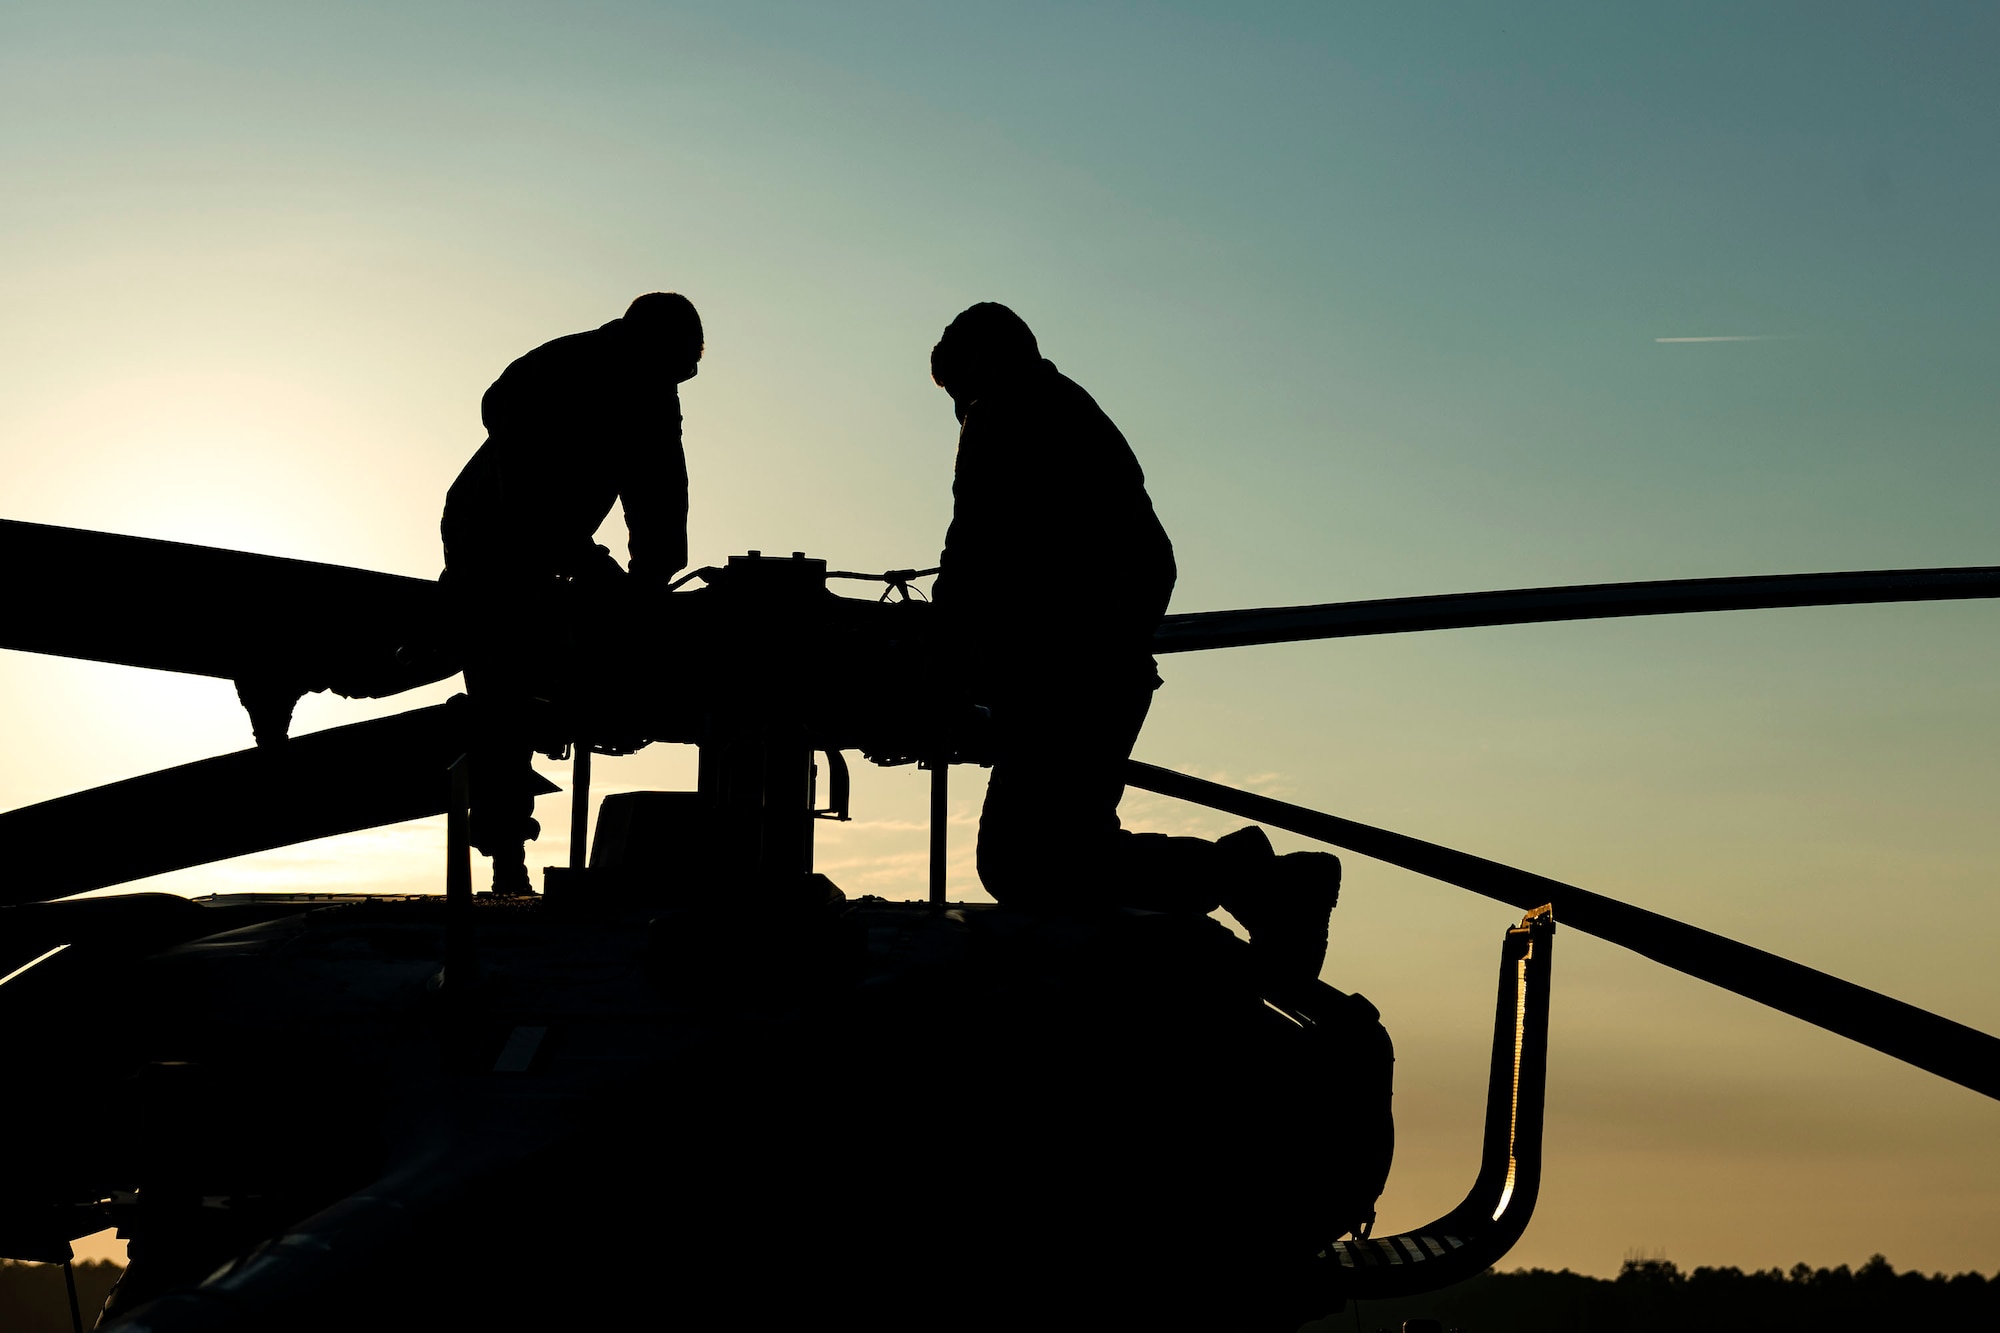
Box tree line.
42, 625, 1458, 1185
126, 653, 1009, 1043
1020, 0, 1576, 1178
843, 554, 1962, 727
1320, 1255, 2000, 1333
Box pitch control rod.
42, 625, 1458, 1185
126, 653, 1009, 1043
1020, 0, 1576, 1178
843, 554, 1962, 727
1125, 761, 2000, 1101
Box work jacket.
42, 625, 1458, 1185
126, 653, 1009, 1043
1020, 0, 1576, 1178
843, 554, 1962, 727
935, 359, 1176, 694
442, 318, 688, 585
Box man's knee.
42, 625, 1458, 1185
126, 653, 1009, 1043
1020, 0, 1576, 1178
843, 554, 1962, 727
1116, 830, 1225, 915
976, 798, 1110, 906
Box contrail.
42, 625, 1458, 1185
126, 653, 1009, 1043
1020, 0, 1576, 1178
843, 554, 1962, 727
1655, 335, 1792, 343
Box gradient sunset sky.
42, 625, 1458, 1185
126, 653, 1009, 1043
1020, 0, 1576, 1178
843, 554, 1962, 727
3, 1, 1997, 1277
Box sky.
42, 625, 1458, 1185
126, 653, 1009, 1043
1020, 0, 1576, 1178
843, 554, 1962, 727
3, 0, 1998, 1279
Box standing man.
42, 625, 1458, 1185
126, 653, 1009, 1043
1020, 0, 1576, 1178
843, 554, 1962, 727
442, 291, 702, 894
929, 303, 1338, 984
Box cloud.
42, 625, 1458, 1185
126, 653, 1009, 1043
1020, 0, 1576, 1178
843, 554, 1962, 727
1654, 335, 1793, 343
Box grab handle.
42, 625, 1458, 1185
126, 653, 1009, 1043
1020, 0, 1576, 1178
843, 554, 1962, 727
1322, 907, 1554, 1298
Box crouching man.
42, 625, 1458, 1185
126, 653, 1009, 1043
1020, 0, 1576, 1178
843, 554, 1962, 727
927, 302, 1338, 983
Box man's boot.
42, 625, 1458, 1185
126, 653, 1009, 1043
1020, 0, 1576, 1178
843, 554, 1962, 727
1216, 826, 1341, 988
483, 817, 540, 897
489, 846, 532, 897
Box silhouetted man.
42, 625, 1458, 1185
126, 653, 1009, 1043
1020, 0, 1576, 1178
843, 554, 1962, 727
442, 292, 701, 894
930, 303, 1339, 983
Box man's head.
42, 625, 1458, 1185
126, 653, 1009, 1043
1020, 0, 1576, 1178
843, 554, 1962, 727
623, 292, 704, 381
931, 303, 1041, 413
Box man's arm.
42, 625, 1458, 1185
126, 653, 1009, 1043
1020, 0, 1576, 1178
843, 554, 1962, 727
619, 395, 689, 582
932, 406, 1027, 691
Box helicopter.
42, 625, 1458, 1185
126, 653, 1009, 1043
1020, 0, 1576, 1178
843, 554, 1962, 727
0, 513, 1995, 1332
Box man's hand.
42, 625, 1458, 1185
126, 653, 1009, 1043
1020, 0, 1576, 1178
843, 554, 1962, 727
575, 543, 630, 585
625, 564, 688, 599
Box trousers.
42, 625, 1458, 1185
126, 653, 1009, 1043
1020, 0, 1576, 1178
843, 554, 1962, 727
975, 665, 1229, 914
445, 573, 551, 867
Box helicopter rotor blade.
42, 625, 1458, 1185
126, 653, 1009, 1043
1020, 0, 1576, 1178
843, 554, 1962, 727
1153, 565, 2000, 654
0, 518, 457, 699
1125, 760, 2000, 1102
0, 699, 553, 906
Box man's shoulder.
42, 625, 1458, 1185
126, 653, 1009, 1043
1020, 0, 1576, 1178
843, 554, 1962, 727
505, 323, 622, 377
1027, 362, 1121, 430
1029, 364, 1134, 459
965, 363, 1092, 424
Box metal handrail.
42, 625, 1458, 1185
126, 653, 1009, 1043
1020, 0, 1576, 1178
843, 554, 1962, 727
1322, 909, 1555, 1298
